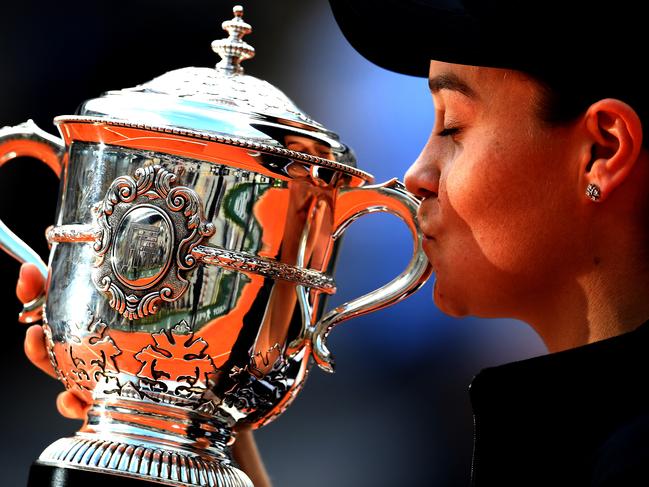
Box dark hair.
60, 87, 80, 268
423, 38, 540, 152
533, 76, 648, 147
534, 83, 592, 125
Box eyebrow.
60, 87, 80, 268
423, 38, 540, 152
428, 73, 477, 99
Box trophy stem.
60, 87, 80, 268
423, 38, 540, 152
31, 398, 254, 486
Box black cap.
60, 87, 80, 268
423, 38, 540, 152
329, 0, 647, 120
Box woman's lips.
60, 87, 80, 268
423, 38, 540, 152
421, 229, 437, 242
422, 233, 437, 257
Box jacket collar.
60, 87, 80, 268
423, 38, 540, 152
469, 319, 649, 486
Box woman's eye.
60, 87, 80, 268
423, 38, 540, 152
437, 126, 461, 137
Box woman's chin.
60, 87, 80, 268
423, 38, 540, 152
432, 278, 469, 318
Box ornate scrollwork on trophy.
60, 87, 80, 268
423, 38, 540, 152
93, 165, 215, 320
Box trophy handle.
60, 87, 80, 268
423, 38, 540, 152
311, 178, 433, 373
0, 120, 64, 322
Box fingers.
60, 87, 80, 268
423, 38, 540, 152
56, 391, 89, 420
25, 327, 88, 420
24, 325, 57, 379
16, 263, 46, 304
17, 266, 87, 422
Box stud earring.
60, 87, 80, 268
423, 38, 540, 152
585, 183, 601, 201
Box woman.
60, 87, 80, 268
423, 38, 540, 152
17, 0, 649, 485
327, 0, 649, 485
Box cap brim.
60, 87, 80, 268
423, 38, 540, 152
328, 0, 578, 80
328, 0, 496, 78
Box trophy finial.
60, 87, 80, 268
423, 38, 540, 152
211, 5, 255, 75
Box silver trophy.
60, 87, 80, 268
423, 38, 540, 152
0, 7, 431, 486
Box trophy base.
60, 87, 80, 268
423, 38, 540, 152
32, 433, 254, 487
28, 461, 164, 486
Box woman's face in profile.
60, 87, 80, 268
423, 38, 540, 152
405, 60, 585, 322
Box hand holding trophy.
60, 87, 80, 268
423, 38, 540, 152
18, 264, 91, 418
1, 6, 431, 486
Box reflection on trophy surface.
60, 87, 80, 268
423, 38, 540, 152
0, 6, 431, 486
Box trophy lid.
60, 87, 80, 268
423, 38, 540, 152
60, 6, 370, 181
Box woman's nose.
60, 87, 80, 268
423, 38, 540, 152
404, 146, 440, 199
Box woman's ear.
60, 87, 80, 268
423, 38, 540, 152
582, 98, 643, 202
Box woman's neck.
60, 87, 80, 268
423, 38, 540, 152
529, 223, 649, 354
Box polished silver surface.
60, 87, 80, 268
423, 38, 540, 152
1, 5, 433, 486
0, 120, 64, 278
39, 433, 252, 487
111, 205, 175, 289
212, 5, 255, 74
46, 224, 99, 243
310, 179, 432, 372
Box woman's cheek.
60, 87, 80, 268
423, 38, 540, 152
444, 157, 524, 273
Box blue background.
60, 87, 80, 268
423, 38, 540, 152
0, 1, 546, 485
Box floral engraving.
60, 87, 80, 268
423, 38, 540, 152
63, 320, 122, 395
134, 321, 218, 404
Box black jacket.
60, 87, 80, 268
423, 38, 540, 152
470, 321, 649, 486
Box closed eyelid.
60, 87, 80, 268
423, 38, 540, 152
434, 111, 461, 129
443, 116, 461, 127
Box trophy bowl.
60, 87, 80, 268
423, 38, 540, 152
0, 6, 432, 486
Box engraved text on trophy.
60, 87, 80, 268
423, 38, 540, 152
111, 205, 174, 290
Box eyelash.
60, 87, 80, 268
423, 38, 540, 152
437, 126, 461, 137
